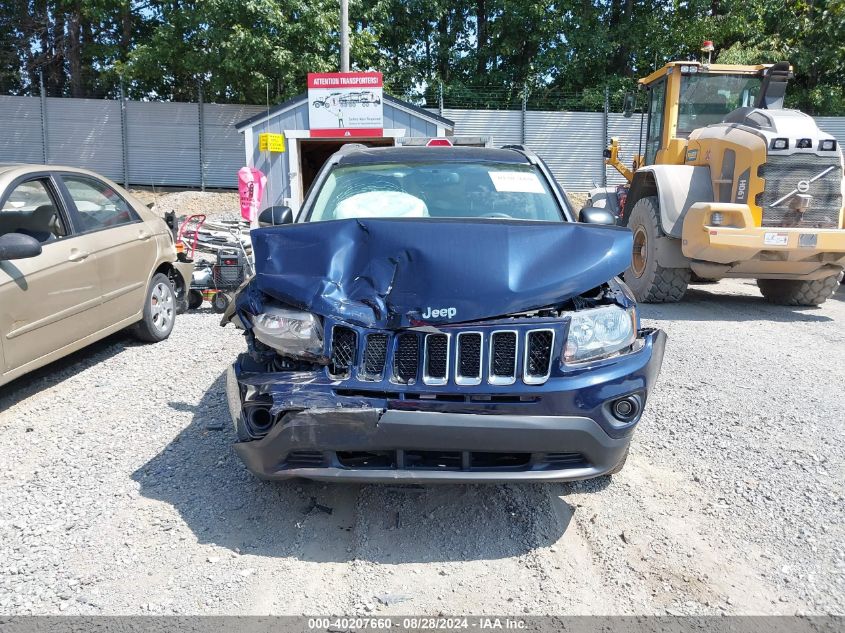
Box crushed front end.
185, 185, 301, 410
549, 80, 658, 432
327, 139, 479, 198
224, 218, 667, 483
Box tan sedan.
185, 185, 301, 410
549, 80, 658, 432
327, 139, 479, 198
0, 164, 193, 388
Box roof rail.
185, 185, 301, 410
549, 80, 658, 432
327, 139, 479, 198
336, 143, 369, 154
397, 136, 491, 147
501, 144, 539, 163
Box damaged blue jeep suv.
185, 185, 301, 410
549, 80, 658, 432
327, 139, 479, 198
224, 144, 666, 482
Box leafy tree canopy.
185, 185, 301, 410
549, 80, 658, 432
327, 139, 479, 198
2, 0, 843, 114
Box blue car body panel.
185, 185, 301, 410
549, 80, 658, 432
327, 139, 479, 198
240, 218, 634, 329
225, 148, 666, 483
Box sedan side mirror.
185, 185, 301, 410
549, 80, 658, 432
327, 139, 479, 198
579, 207, 617, 226
0, 233, 43, 260
258, 206, 293, 227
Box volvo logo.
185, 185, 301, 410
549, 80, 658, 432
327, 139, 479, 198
771, 165, 836, 207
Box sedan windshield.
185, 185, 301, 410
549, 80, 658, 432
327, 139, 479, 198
308, 161, 565, 222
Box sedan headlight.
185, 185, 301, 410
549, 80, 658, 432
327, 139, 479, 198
251, 305, 323, 356
563, 305, 637, 364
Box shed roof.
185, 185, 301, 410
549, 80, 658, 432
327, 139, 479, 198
235, 92, 454, 131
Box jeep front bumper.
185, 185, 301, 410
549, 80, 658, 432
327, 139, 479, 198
225, 328, 667, 483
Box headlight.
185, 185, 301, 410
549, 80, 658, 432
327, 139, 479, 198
563, 305, 637, 364
251, 305, 323, 356
820, 139, 837, 151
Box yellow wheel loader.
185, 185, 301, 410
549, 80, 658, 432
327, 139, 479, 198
586, 60, 845, 305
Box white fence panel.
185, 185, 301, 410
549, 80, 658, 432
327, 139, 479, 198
816, 117, 845, 149
525, 111, 605, 191
46, 98, 124, 182
444, 108, 523, 146
126, 101, 200, 187
0, 96, 44, 163
203, 104, 265, 188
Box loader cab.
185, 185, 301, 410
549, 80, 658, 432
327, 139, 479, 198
639, 62, 770, 166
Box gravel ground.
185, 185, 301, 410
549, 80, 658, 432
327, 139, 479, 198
129, 189, 241, 221
0, 280, 843, 616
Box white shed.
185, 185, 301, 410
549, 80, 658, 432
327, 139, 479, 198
235, 93, 454, 212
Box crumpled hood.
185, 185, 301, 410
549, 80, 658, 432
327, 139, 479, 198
239, 218, 632, 329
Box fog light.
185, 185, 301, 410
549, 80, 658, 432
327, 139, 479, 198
610, 396, 641, 423
242, 403, 275, 439
710, 212, 724, 226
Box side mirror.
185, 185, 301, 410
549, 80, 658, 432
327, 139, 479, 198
579, 207, 617, 226
258, 206, 293, 227
622, 92, 635, 118
0, 233, 43, 260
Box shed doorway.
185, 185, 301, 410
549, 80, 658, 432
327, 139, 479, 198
298, 137, 395, 198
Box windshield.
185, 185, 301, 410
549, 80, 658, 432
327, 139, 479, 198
677, 74, 761, 136
307, 161, 565, 222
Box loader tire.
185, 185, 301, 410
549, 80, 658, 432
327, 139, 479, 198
756, 274, 841, 306
623, 196, 689, 303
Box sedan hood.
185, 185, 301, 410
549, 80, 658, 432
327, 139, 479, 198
240, 218, 632, 329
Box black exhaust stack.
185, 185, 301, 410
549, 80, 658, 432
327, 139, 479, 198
756, 61, 792, 110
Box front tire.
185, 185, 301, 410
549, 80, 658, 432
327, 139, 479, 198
757, 275, 841, 306
134, 273, 176, 342
623, 196, 689, 303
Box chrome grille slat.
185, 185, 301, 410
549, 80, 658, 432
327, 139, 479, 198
423, 333, 450, 385
489, 330, 518, 385
455, 332, 483, 385
329, 326, 357, 378
360, 333, 388, 380
394, 332, 419, 384
524, 329, 555, 385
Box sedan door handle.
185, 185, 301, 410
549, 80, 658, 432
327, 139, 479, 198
138, 230, 152, 240
68, 250, 90, 262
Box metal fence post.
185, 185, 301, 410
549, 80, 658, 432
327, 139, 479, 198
521, 85, 528, 145
601, 86, 609, 187
38, 68, 48, 163
119, 80, 130, 188
438, 82, 444, 117
198, 80, 205, 191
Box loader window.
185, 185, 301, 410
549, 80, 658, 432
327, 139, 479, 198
644, 79, 666, 165
677, 74, 761, 137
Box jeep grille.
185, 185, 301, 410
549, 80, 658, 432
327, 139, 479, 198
329, 326, 560, 385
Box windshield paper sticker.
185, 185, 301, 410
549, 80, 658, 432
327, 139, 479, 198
488, 171, 545, 194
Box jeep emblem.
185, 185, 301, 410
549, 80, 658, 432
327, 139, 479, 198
422, 306, 457, 319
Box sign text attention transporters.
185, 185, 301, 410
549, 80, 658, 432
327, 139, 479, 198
307, 71, 384, 137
